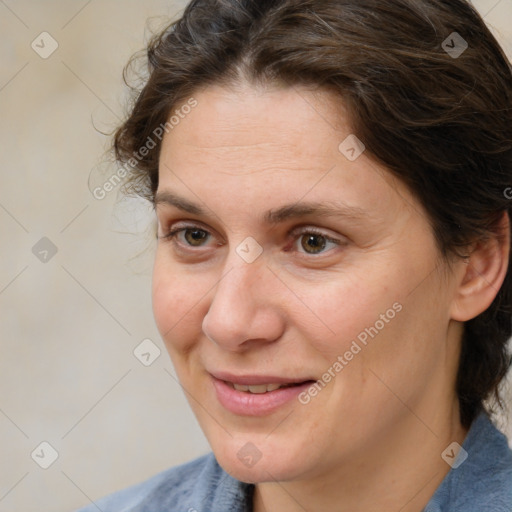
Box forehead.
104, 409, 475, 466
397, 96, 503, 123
161, 83, 347, 169
156, 83, 416, 223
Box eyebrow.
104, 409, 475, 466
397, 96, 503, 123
154, 190, 369, 224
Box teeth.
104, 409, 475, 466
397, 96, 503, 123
232, 383, 287, 393
233, 384, 249, 392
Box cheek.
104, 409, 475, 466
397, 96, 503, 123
291, 269, 401, 358
295, 252, 443, 386
152, 255, 205, 353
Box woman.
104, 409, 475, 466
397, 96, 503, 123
77, 0, 512, 510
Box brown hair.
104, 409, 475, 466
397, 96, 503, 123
114, 0, 512, 428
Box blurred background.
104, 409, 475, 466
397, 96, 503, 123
0, 1, 511, 511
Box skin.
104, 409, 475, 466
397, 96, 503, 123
152, 82, 509, 512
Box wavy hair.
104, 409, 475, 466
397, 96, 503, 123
114, 0, 512, 428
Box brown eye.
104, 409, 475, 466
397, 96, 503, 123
291, 228, 342, 256
300, 233, 328, 254
183, 228, 209, 246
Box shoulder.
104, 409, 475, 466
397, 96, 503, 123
425, 412, 512, 512
73, 452, 250, 512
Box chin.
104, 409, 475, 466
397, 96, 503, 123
209, 433, 312, 484
217, 451, 298, 484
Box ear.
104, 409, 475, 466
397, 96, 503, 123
451, 212, 510, 322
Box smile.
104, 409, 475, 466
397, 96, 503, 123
210, 373, 316, 415
227, 382, 298, 393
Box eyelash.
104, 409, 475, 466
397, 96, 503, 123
159, 223, 343, 256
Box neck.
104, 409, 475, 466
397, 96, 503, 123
253, 404, 468, 512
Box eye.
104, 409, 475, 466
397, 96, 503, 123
159, 224, 213, 248
292, 228, 342, 255
182, 228, 210, 246
159, 223, 343, 257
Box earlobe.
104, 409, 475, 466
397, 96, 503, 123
451, 212, 510, 322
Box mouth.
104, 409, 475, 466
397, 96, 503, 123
225, 381, 314, 393
210, 372, 317, 416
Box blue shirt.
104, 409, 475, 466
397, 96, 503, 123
75, 412, 512, 511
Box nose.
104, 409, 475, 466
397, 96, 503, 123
202, 257, 286, 352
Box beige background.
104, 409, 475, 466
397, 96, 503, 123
0, 1, 511, 511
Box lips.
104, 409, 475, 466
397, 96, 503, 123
209, 371, 316, 415
230, 382, 293, 393
210, 371, 314, 386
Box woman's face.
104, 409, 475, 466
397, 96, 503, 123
153, 83, 463, 483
